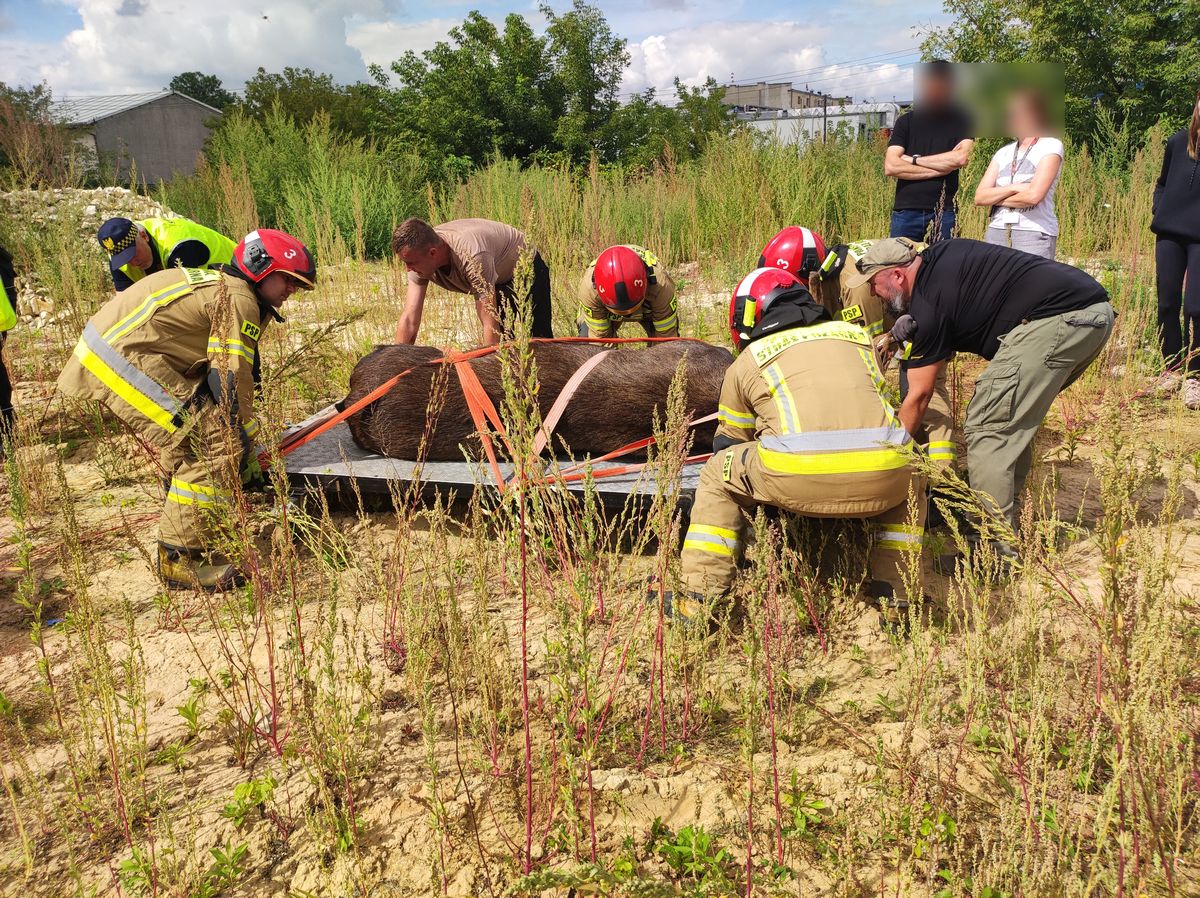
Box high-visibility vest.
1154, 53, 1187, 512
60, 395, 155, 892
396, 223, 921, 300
0, 278, 14, 333
119, 218, 236, 285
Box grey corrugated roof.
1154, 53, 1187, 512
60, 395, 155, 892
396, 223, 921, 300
51, 90, 222, 125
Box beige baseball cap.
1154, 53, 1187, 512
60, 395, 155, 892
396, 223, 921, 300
844, 237, 921, 288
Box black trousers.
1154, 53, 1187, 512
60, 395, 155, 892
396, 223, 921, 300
1155, 236, 1200, 375
0, 336, 13, 443
496, 253, 553, 339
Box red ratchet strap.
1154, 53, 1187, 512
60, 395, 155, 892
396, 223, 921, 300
448, 351, 513, 492
265, 336, 721, 486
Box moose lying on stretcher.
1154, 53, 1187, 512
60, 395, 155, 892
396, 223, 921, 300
342, 341, 733, 461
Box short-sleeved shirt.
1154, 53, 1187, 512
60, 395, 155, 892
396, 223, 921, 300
888, 105, 973, 212
987, 138, 1064, 235
411, 219, 527, 299
902, 239, 1109, 368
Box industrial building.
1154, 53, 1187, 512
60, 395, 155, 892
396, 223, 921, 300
51, 90, 222, 184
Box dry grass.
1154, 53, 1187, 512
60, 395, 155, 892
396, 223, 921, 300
0, 137, 1196, 898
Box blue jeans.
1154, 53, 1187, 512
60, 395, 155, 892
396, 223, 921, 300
890, 207, 956, 242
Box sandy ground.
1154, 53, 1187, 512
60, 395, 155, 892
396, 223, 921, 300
0, 249, 1198, 895
2, 375, 1197, 897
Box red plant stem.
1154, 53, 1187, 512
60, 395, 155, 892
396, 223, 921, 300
801, 581, 828, 656
764, 589, 784, 866
995, 679, 1036, 843
638, 576, 667, 767
745, 757, 754, 898
519, 490, 534, 874
585, 761, 598, 862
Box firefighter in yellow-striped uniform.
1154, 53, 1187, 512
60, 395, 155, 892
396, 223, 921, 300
805, 236, 957, 469
577, 245, 678, 338
98, 216, 237, 292
668, 268, 926, 623
58, 229, 316, 590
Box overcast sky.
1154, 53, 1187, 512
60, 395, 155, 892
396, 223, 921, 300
0, 0, 947, 104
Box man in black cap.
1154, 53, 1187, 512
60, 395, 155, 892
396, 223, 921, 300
98, 216, 236, 291
848, 237, 1113, 540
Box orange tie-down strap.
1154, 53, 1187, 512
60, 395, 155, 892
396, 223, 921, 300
264, 336, 720, 490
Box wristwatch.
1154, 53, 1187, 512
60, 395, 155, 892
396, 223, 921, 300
911, 153, 920, 166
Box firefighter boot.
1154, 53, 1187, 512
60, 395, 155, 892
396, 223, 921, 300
157, 542, 246, 591
865, 580, 912, 633
646, 577, 715, 629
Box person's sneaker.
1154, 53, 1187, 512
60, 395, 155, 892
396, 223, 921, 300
157, 542, 246, 591
1151, 371, 1183, 397
1184, 378, 1200, 410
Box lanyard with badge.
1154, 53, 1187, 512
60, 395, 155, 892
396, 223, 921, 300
998, 138, 1039, 224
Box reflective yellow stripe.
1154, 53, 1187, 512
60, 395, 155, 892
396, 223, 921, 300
718, 404, 755, 427
877, 524, 925, 551
74, 339, 178, 432
683, 523, 740, 556
866, 319, 886, 337
207, 338, 255, 362
653, 313, 678, 333
927, 440, 956, 460
242, 419, 261, 440
764, 363, 801, 435
691, 524, 738, 540
758, 444, 912, 475
683, 540, 735, 557
102, 280, 196, 342
858, 348, 901, 428
167, 477, 230, 507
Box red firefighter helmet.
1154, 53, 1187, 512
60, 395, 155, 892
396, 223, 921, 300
233, 229, 317, 289
729, 267, 807, 350
592, 245, 649, 314
757, 226, 827, 283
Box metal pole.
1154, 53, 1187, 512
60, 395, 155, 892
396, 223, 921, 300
822, 93, 827, 143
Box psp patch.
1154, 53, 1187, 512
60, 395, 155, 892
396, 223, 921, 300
722, 450, 734, 482
841, 304, 864, 323
240, 320, 262, 341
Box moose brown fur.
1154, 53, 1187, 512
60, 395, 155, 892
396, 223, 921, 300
343, 341, 734, 461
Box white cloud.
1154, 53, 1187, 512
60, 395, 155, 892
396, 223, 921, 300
346, 17, 459, 76
624, 21, 913, 104
0, 3, 915, 107
0, 0, 400, 94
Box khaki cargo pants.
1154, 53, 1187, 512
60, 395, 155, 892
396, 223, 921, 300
965, 301, 1114, 529
681, 442, 927, 598
159, 403, 245, 550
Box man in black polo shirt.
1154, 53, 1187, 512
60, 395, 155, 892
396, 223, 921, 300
885, 61, 974, 243
847, 238, 1113, 536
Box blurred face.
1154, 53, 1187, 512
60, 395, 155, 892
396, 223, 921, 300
399, 240, 448, 280
130, 230, 153, 269
1006, 92, 1044, 140
256, 271, 303, 308
919, 73, 952, 109
867, 268, 911, 315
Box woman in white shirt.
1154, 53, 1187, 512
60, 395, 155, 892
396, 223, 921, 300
973, 89, 1064, 259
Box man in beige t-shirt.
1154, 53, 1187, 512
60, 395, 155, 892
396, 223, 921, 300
391, 217, 553, 344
